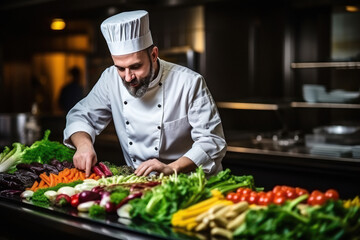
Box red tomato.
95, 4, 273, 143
257, 191, 266, 197
262, 196, 273, 206
273, 196, 286, 205
314, 192, 327, 205
258, 195, 272, 206
324, 189, 339, 200
226, 192, 236, 201
274, 190, 286, 198
295, 187, 309, 197
285, 188, 297, 199
307, 194, 316, 205
281, 185, 292, 192
250, 191, 259, 197
272, 185, 283, 193
240, 194, 250, 202
308, 191, 326, 205
248, 192, 259, 204
311, 190, 322, 196
232, 193, 241, 203
241, 188, 252, 195
236, 188, 244, 194
265, 191, 274, 202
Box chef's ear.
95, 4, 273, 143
150, 46, 158, 63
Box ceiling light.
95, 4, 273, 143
345, 5, 359, 12
51, 18, 66, 30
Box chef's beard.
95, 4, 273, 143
124, 64, 155, 98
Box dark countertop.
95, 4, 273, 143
0, 195, 201, 240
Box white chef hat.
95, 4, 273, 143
100, 10, 153, 55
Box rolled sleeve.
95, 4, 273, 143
183, 145, 209, 166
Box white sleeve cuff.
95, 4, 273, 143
183, 146, 215, 173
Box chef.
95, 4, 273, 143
63, 10, 227, 177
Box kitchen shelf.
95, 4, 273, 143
226, 144, 360, 164
291, 61, 360, 69
290, 102, 360, 109
216, 101, 281, 110
217, 101, 360, 110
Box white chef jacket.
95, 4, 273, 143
63, 58, 227, 176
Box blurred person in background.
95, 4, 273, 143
59, 67, 84, 113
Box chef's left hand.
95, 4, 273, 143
135, 158, 174, 176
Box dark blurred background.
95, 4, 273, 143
1, 0, 360, 197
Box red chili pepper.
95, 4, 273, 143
70, 193, 80, 208
92, 165, 105, 177
55, 194, 71, 207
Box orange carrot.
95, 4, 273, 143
62, 168, 70, 177
68, 168, 76, 179
30, 180, 39, 191
88, 173, 96, 179
38, 179, 45, 188
50, 173, 57, 187
79, 171, 85, 180
40, 173, 50, 186
63, 176, 69, 183
74, 171, 79, 180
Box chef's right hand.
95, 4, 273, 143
73, 143, 97, 177
70, 131, 97, 177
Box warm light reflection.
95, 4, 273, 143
345, 6, 359, 12
51, 18, 66, 30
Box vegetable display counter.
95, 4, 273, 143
0, 195, 199, 240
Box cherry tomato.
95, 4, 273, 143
281, 185, 292, 192
295, 187, 309, 197
226, 192, 236, 202
248, 192, 259, 204
236, 188, 244, 194
258, 195, 272, 206
241, 188, 252, 195
273, 196, 286, 205
311, 190, 322, 196
274, 190, 286, 198
307, 194, 316, 205
272, 185, 283, 193
324, 189, 339, 201
314, 192, 327, 205
308, 190, 326, 205
265, 191, 274, 202
240, 194, 250, 202
285, 188, 297, 199
232, 193, 241, 203
250, 191, 259, 197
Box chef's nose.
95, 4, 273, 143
124, 69, 135, 82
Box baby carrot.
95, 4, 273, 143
38, 179, 45, 188
74, 171, 79, 180
30, 180, 39, 191
63, 176, 69, 183
88, 173, 96, 179
40, 173, 50, 186
79, 171, 85, 180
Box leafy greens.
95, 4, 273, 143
129, 166, 210, 224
